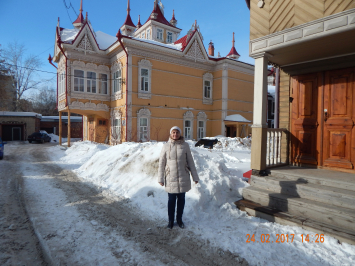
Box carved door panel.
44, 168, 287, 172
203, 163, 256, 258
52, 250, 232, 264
291, 74, 319, 165
323, 68, 355, 169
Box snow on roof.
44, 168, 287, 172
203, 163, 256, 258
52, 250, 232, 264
224, 114, 251, 123
41, 116, 82, 122
131, 37, 182, 51
61, 28, 79, 42
0, 111, 42, 118
95, 31, 117, 50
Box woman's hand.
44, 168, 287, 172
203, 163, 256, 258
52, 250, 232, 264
159, 182, 164, 186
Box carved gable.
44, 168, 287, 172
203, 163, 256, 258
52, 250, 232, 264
76, 34, 95, 52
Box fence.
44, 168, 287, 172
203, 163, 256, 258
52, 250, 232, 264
266, 128, 288, 167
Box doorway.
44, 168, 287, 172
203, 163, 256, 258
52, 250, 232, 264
291, 67, 355, 170
12, 127, 22, 141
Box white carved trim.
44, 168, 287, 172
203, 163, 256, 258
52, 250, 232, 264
110, 108, 122, 145
183, 111, 194, 140
69, 100, 109, 112
197, 111, 207, 139
250, 8, 355, 56
111, 61, 123, 100
202, 72, 213, 105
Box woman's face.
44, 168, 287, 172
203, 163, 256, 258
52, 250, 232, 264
171, 129, 181, 140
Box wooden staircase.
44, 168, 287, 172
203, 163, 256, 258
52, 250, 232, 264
236, 166, 355, 245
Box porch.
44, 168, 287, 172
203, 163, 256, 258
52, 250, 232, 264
237, 166, 355, 244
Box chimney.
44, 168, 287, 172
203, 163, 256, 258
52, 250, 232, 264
208, 40, 214, 56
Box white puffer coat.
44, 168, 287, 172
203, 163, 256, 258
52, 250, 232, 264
158, 137, 199, 193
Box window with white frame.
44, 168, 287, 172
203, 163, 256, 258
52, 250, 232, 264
167, 32, 173, 43
184, 120, 192, 140
197, 111, 207, 140
113, 118, 121, 140
204, 80, 211, 98
137, 108, 151, 142
147, 29, 151, 39
157, 28, 163, 40
113, 70, 122, 93
141, 32, 145, 39
74, 70, 84, 92
58, 71, 65, 95
100, 74, 108, 94
87, 71, 96, 93
138, 59, 152, 99
198, 121, 205, 139
202, 73, 213, 104
140, 69, 149, 92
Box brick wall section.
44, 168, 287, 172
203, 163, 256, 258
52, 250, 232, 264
279, 70, 290, 163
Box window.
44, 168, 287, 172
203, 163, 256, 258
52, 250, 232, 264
157, 28, 163, 40
184, 120, 192, 140
167, 32, 173, 43
139, 118, 148, 141
100, 74, 108, 94
198, 121, 205, 139
203, 73, 213, 104
74, 70, 84, 92
99, 120, 106, 125
113, 118, 121, 140
59, 71, 65, 95
87, 71, 96, 93
147, 29, 151, 39
113, 70, 122, 93
141, 32, 145, 39
204, 80, 211, 98
141, 69, 149, 92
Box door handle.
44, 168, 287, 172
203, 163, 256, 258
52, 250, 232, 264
324, 109, 328, 122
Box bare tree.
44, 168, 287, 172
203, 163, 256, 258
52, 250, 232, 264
31, 86, 58, 115
0, 41, 43, 111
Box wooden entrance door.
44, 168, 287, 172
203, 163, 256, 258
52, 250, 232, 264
323, 68, 355, 169
291, 73, 320, 165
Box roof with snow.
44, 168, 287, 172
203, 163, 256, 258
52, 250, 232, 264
41, 116, 83, 122
224, 114, 251, 123
0, 111, 42, 118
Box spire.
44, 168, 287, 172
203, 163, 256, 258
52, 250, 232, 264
170, 9, 177, 27
226, 32, 240, 60
120, 0, 136, 36
151, 0, 158, 19
73, 0, 84, 29
136, 15, 142, 29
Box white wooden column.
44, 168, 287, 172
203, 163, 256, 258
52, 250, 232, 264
251, 53, 271, 172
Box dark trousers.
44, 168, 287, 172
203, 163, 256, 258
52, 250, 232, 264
168, 193, 185, 222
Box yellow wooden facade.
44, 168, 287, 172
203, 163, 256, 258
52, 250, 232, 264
53, 0, 254, 144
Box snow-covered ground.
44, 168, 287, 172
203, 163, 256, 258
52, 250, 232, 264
47, 138, 355, 266
49, 133, 81, 145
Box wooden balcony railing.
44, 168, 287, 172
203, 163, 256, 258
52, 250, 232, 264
266, 128, 288, 167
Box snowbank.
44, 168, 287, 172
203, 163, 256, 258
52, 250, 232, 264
48, 139, 355, 266
49, 134, 81, 144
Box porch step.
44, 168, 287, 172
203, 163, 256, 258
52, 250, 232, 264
235, 199, 355, 245
242, 186, 355, 232
270, 166, 355, 192
250, 175, 355, 210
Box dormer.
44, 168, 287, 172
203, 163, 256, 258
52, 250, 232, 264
120, 0, 136, 36
226, 32, 240, 60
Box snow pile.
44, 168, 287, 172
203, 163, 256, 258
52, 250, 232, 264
49, 134, 82, 144
48, 140, 355, 266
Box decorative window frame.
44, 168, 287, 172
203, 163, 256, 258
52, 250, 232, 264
183, 111, 194, 140
111, 61, 123, 100
197, 112, 207, 139
110, 108, 122, 145
203, 72, 213, 105
156, 28, 163, 41
167, 31, 173, 43
138, 59, 152, 99
70, 61, 110, 101
137, 108, 151, 142
147, 28, 151, 40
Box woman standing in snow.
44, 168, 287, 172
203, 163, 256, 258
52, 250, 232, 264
158, 126, 199, 229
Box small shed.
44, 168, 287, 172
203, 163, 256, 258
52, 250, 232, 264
224, 114, 252, 138
0, 111, 41, 141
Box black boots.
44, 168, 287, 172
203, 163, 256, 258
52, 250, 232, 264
177, 220, 184, 229
167, 221, 174, 229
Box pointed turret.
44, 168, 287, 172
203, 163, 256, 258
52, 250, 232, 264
120, 0, 136, 36
150, 0, 158, 20
170, 10, 177, 27
226, 32, 240, 60
73, 0, 85, 29
136, 15, 142, 29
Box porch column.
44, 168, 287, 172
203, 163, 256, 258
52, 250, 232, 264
251, 53, 271, 173
59, 111, 62, 145
68, 110, 71, 147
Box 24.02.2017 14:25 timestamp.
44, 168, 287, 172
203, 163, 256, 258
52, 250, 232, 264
246, 234, 325, 243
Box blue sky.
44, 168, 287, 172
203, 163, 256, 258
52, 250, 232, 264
0, 0, 252, 89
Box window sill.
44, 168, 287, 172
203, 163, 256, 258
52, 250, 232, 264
138, 91, 152, 99
203, 98, 213, 105
112, 92, 123, 100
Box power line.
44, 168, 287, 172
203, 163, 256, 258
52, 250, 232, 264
63, 0, 78, 17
